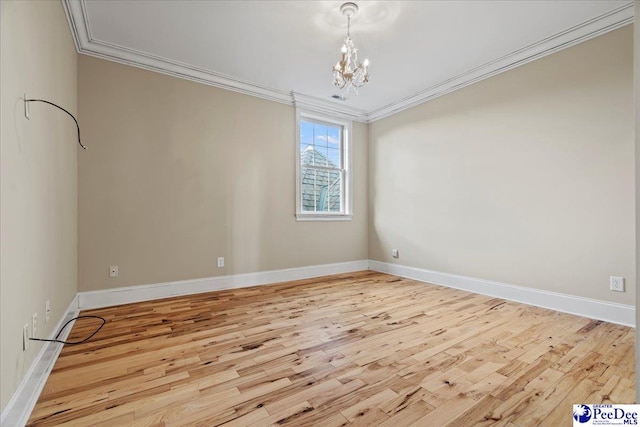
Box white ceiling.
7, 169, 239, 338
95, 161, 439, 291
63, 0, 633, 121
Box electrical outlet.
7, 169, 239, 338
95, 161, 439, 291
23, 324, 29, 351
392, 249, 399, 258
24, 93, 30, 119
217, 257, 224, 268
32, 313, 38, 338
610, 276, 624, 292
46, 300, 51, 322
109, 265, 119, 278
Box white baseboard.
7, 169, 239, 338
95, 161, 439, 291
4, 258, 632, 427
76, 259, 636, 325
368, 260, 635, 327
78, 260, 369, 310
0, 296, 79, 427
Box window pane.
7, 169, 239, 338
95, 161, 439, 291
300, 167, 316, 211
327, 171, 342, 212
317, 145, 329, 167
327, 147, 340, 167
314, 124, 328, 148
303, 144, 332, 167
300, 166, 342, 213
301, 144, 314, 165
301, 121, 313, 146
328, 127, 340, 147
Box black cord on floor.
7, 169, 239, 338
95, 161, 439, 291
29, 315, 106, 346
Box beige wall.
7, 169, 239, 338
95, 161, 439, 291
369, 26, 635, 305
77, 56, 368, 291
634, 2, 639, 404
0, 1, 78, 411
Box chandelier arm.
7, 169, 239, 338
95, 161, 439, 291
334, 77, 347, 89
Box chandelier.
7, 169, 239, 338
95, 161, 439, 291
332, 2, 370, 95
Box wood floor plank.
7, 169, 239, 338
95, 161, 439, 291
26, 271, 635, 426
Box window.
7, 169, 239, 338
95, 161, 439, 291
296, 110, 352, 220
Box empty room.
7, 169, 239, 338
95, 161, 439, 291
1, 1, 639, 426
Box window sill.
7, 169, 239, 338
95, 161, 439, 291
296, 213, 353, 222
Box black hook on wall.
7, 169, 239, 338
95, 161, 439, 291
24, 96, 87, 150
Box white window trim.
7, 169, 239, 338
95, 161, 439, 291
296, 109, 353, 221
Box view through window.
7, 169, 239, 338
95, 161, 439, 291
296, 113, 351, 220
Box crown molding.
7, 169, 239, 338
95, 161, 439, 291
366, 2, 634, 122
291, 92, 368, 123
61, 0, 367, 119
62, 0, 293, 105
63, 0, 634, 124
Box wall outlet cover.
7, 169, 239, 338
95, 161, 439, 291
24, 93, 30, 119
32, 313, 38, 336
610, 276, 624, 292
23, 324, 29, 351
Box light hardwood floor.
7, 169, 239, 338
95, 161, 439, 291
28, 271, 635, 426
